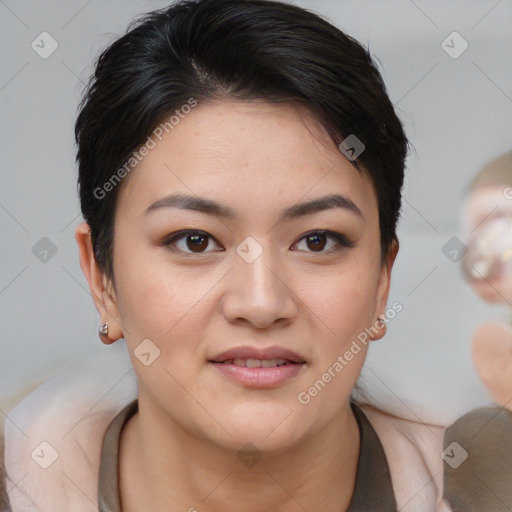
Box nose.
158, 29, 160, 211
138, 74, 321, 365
221, 242, 298, 329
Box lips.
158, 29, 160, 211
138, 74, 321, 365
209, 346, 306, 365
209, 346, 306, 389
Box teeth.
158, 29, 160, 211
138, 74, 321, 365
226, 358, 289, 368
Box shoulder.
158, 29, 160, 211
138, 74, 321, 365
360, 403, 512, 512
359, 403, 450, 512
443, 405, 512, 512
3, 347, 137, 512
1, 429, 13, 512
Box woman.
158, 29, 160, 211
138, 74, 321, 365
2, 0, 511, 510
461, 150, 512, 410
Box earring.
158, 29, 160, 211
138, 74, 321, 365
99, 322, 109, 335
370, 316, 386, 340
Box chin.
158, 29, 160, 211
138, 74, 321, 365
217, 427, 303, 457
210, 402, 305, 449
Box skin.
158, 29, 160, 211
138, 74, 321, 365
463, 184, 512, 410
472, 323, 512, 409
462, 184, 512, 303
75, 99, 398, 511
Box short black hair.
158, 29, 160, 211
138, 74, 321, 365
75, 0, 409, 282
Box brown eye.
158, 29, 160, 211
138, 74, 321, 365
186, 233, 209, 252
293, 230, 354, 254
162, 229, 354, 256
305, 232, 327, 251
162, 230, 222, 255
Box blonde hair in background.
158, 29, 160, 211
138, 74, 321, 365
465, 149, 512, 194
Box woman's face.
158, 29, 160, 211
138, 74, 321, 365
84, 100, 395, 452
463, 184, 512, 303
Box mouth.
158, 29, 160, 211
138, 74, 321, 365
208, 346, 307, 388
209, 346, 306, 364
215, 358, 297, 368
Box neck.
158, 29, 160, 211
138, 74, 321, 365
119, 396, 360, 512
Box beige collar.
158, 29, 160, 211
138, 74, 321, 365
97, 400, 397, 511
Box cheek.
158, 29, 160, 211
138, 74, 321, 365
114, 260, 217, 398
297, 268, 375, 410
113, 245, 216, 351
298, 261, 378, 351
470, 275, 511, 304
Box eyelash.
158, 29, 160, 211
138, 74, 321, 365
161, 229, 355, 256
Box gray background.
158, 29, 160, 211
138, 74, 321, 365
1, 0, 511, 424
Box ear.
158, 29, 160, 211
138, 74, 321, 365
371, 238, 399, 341
75, 222, 123, 344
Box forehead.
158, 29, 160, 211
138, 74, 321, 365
116, 99, 378, 222
466, 184, 512, 220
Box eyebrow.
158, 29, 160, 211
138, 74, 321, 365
143, 193, 364, 221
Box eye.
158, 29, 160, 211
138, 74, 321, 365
161, 230, 223, 255
161, 229, 355, 256
292, 230, 355, 254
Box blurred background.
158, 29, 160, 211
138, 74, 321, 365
1, 0, 511, 426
